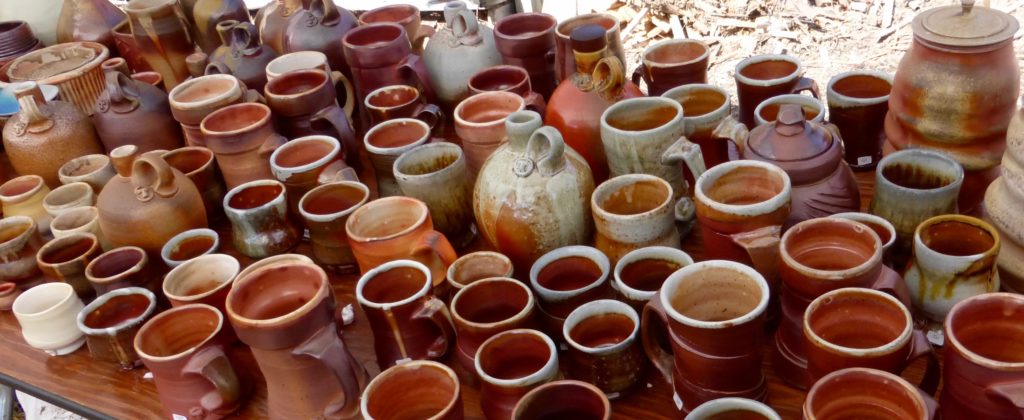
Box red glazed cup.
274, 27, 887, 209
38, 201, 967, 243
475, 328, 559, 420
450, 277, 535, 376
804, 367, 937, 419
360, 360, 463, 420
512, 380, 611, 420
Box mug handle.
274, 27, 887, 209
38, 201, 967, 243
641, 292, 675, 384
661, 136, 707, 187
329, 71, 356, 120
711, 115, 750, 156
317, 160, 359, 185
412, 231, 458, 271
905, 329, 941, 395
412, 24, 435, 52
311, 106, 360, 172
869, 265, 913, 309
182, 346, 242, 415
412, 296, 455, 359
413, 103, 446, 136
292, 322, 368, 417
523, 91, 547, 116
630, 65, 650, 90
258, 133, 288, 158
986, 380, 1024, 418
791, 76, 820, 99
729, 225, 782, 278
398, 55, 437, 103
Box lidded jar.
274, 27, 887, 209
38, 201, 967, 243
886, 0, 1020, 212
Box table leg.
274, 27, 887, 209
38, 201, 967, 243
0, 384, 12, 420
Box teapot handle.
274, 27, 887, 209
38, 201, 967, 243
451, 10, 482, 46
712, 115, 750, 156
104, 71, 140, 111
520, 126, 566, 177
229, 22, 261, 55
131, 154, 179, 200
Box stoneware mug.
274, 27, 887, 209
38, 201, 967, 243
360, 360, 463, 420
826, 70, 893, 171
160, 228, 220, 268
632, 39, 710, 96
76, 287, 157, 369
529, 245, 613, 337
85, 246, 158, 296
660, 84, 733, 171
393, 142, 476, 249
12, 282, 86, 356
298, 181, 370, 273
162, 253, 240, 322
612, 246, 693, 311
804, 367, 937, 420
511, 380, 611, 420
50, 206, 110, 251
445, 251, 515, 294
591, 174, 680, 263
475, 328, 559, 420
563, 299, 645, 398
733, 54, 819, 127
58, 154, 116, 193
35, 232, 102, 299
223, 180, 301, 259
685, 398, 781, 420
365, 118, 433, 197
450, 277, 536, 375
42, 181, 95, 218
269, 135, 357, 217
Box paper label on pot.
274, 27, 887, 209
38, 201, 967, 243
857, 156, 872, 166
173, 415, 187, 420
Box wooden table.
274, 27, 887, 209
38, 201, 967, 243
0, 168, 937, 419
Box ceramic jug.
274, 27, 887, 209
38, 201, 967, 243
125, 0, 195, 90
191, 0, 250, 53
554, 13, 626, 83
96, 145, 208, 257
547, 24, 643, 184
206, 22, 277, 93
281, 0, 357, 79
3, 82, 105, 188
422, 1, 503, 112
57, 0, 127, 52
473, 110, 595, 276
93, 71, 184, 153
984, 100, 1024, 293
254, 0, 304, 54
887, 0, 1020, 212
715, 104, 859, 227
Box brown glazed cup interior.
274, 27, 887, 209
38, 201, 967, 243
919, 218, 997, 258
512, 380, 610, 420
359, 4, 418, 25
300, 182, 368, 216
135, 304, 221, 359
698, 163, 787, 207
346, 197, 428, 241
453, 279, 531, 325
604, 102, 679, 132
228, 264, 324, 321
345, 23, 405, 47
804, 367, 927, 420
82, 291, 154, 330
947, 293, 1024, 367
468, 66, 529, 93
163, 147, 214, 176
477, 330, 554, 382
447, 252, 514, 288
59, 155, 111, 179
0, 216, 33, 245
362, 361, 460, 420
265, 69, 329, 97
667, 264, 763, 323
782, 218, 880, 274
87, 247, 145, 281
366, 120, 429, 149
38, 234, 96, 265
0, 175, 43, 200
51, 206, 99, 232
494, 12, 556, 38
226, 182, 285, 210
272, 137, 338, 169
830, 73, 891, 100
805, 289, 909, 352
666, 87, 727, 118
645, 40, 707, 66
737, 57, 799, 82
366, 85, 419, 110
360, 264, 429, 306
456, 92, 523, 125
595, 177, 671, 216
201, 102, 271, 134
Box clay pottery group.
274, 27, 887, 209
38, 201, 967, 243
364, 84, 443, 130
423, 1, 502, 112
297, 181, 368, 272
0, 217, 45, 288
12, 282, 86, 356
281, 0, 357, 83
591, 174, 680, 263
512, 380, 611, 420
554, 13, 625, 83
641, 260, 770, 414
633, 39, 709, 96
96, 146, 208, 256
445, 251, 514, 293
985, 106, 1024, 293
191, 0, 250, 54
393, 142, 476, 249
200, 102, 287, 189
57, 0, 126, 52
163, 146, 227, 222
125, 0, 195, 89
612, 247, 693, 311
50, 206, 109, 251
342, 23, 434, 123
270, 135, 356, 216
827, 70, 892, 170
548, 25, 643, 184
168, 74, 261, 147
361, 361, 463, 420
223, 180, 301, 259
0, 175, 53, 235
661, 84, 733, 171
5, 42, 109, 115
887, 0, 1020, 212
264, 69, 358, 168
468, 65, 546, 115
453, 90, 526, 174
686, 398, 781, 420
474, 112, 595, 275
160, 228, 220, 267
804, 368, 937, 420
58, 154, 115, 193
493, 12, 557, 99
35, 232, 101, 299
365, 118, 432, 197
85, 246, 158, 295
76, 287, 157, 369
450, 277, 535, 374
528, 246, 612, 336
733, 54, 819, 127
475, 328, 559, 419
93, 71, 184, 153
563, 299, 645, 396
3, 82, 105, 188
226, 258, 367, 418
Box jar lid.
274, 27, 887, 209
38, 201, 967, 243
913, 0, 1019, 48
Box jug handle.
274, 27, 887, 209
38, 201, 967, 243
451, 9, 482, 46
292, 322, 368, 417
257, 133, 288, 158
640, 293, 675, 384
905, 329, 941, 396
306, 0, 341, 27
519, 126, 566, 177
870, 265, 912, 309
181, 346, 242, 416
311, 106, 360, 171
11, 82, 52, 134
412, 296, 455, 359
412, 230, 458, 276
104, 71, 140, 112
413, 103, 445, 136
729, 225, 782, 278
204, 61, 231, 76
131, 154, 179, 200
398, 55, 436, 103
592, 56, 625, 99
229, 22, 261, 56
328, 71, 356, 120
711, 115, 749, 156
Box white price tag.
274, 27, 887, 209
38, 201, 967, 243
857, 156, 873, 166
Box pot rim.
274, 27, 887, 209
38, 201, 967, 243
600, 97, 684, 138
43, 182, 93, 210
163, 253, 239, 302
642, 38, 709, 69
803, 287, 913, 357
298, 181, 370, 223
355, 259, 432, 309
58, 154, 112, 180
0, 175, 45, 203
694, 160, 792, 217
265, 51, 329, 79
36, 232, 98, 269
826, 70, 893, 107
51, 206, 99, 234
85, 246, 147, 285
475, 328, 559, 387
780, 218, 882, 281
363, 118, 431, 155
494, 12, 557, 40
612, 246, 693, 302
225, 261, 330, 327
660, 83, 731, 125
803, 367, 926, 419
446, 251, 514, 290
0, 216, 36, 249
555, 12, 617, 39
562, 299, 638, 355
392, 142, 464, 180
223, 179, 287, 213
686, 397, 781, 420
874, 149, 965, 195
733, 54, 804, 87
76, 287, 157, 335
358, 3, 419, 25
945, 292, 1024, 371
270, 135, 341, 175
345, 196, 429, 243
162, 146, 215, 177
364, 84, 420, 111
913, 214, 1000, 261
591, 174, 674, 221
659, 260, 770, 330
264, 68, 331, 100
361, 360, 460, 420
451, 277, 534, 329
168, 74, 243, 112
529, 246, 610, 302
512, 380, 610, 420
828, 212, 896, 251
133, 303, 223, 362
453, 91, 525, 129
200, 102, 273, 136
160, 228, 220, 266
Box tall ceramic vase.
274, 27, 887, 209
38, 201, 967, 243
125, 0, 196, 89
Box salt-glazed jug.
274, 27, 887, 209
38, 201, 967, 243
422, 1, 502, 112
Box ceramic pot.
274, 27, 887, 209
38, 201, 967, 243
686, 398, 781, 420
76, 287, 156, 369
450, 277, 535, 375
661, 84, 733, 172
93, 71, 184, 152
364, 118, 430, 196
125, 0, 195, 89
528, 246, 612, 337
163, 146, 227, 222
453, 91, 525, 174
96, 145, 208, 256
423, 2, 502, 112
393, 142, 476, 249
264, 50, 356, 117
361, 361, 463, 420
0, 217, 44, 288
58, 154, 115, 193
592, 174, 680, 264
281, 0, 357, 81
135, 304, 245, 419
804, 367, 937, 420
641, 261, 771, 413
553, 13, 625, 83
869, 148, 964, 262
612, 246, 693, 312
905, 215, 1000, 334
297, 181, 368, 272
512, 380, 610, 420
200, 102, 287, 189
342, 23, 435, 125
12, 282, 86, 356
222, 180, 301, 259
984, 104, 1024, 293
5, 42, 109, 115
3, 82, 105, 187
207, 22, 277, 93
733, 54, 819, 127
828, 212, 897, 266
563, 299, 644, 397
357, 4, 433, 53
160, 228, 219, 267
364, 84, 443, 131
264, 70, 358, 170
51, 206, 110, 251
226, 259, 368, 419
0, 175, 52, 235
476, 329, 559, 420
42, 182, 95, 218
254, 0, 303, 54
886, 1, 1020, 212
773, 217, 912, 389
633, 39, 709, 96
191, 0, 250, 54
35, 233, 101, 299
270, 135, 356, 216
942, 293, 1024, 418
827, 70, 892, 170
110, 20, 151, 73
445, 251, 515, 293
491, 13, 557, 98
57, 0, 126, 53
85, 246, 158, 295
467, 65, 546, 116
548, 27, 643, 184
753, 94, 825, 126
0, 21, 41, 65
168, 74, 262, 147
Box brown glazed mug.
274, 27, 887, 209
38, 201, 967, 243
661, 84, 733, 171
804, 288, 939, 393
355, 259, 454, 368
345, 196, 458, 291
222, 180, 301, 259
942, 293, 1024, 418
632, 39, 710, 96
360, 360, 463, 420
512, 380, 611, 420
76, 287, 157, 370
85, 246, 158, 296
467, 65, 546, 116
134, 304, 244, 419
35, 232, 102, 299
591, 174, 680, 264
642, 260, 771, 414
200, 102, 288, 189
269, 135, 358, 217
263, 69, 359, 169
734, 54, 819, 127
529, 245, 613, 336
476, 328, 560, 420
453, 90, 526, 174
450, 277, 536, 375
160, 228, 220, 268
804, 367, 938, 420
168, 74, 262, 147
563, 299, 645, 398
364, 118, 432, 197
363, 84, 444, 130
393, 142, 476, 249
612, 246, 693, 311
162, 146, 227, 222
445, 251, 515, 293
685, 398, 781, 420
162, 253, 239, 320
357, 4, 434, 53
298, 181, 370, 272
492, 12, 558, 99
826, 70, 892, 171
342, 23, 435, 125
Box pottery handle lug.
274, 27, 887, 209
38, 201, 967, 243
452, 10, 482, 45
292, 323, 368, 417
641, 294, 675, 384
593, 56, 626, 97
985, 380, 1024, 417
413, 296, 455, 359
674, 197, 695, 224
330, 71, 356, 120
398, 55, 436, 103
310, 0, 341, 26
132, 154, 179, 199
413, 230, 459, 271
712, 115, 749, 156
823, 122, 847, 155
523, 126, 567, 176
105, 71, 140, 110
258, 134, 288, 158
317, 161, 359, 185
729, 225, 782, 279
311, 106, 360, 171
230, 22, 260, 54
906, 329, 941, 395
792, 76, 820, 99
630, 65, 647, 88
661, 135, 707, 187
414, 104, 446, 136
523, 92, 547, 117
203, 62, 230, 76
181, 346, 242, 414
412, 25, 434, 52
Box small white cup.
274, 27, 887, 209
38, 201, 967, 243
13, 282, 86, 356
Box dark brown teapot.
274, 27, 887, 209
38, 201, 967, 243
715, 104, 859, 227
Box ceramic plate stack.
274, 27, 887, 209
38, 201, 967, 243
5, 42, 108, 115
